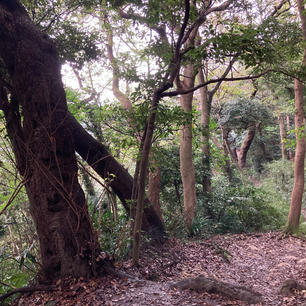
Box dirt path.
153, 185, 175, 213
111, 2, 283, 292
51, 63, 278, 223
14, 232, 306, 305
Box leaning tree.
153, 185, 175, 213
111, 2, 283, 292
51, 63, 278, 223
0, 0, 110, 281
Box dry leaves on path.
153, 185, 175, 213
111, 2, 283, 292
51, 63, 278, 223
13, 232, 306, 306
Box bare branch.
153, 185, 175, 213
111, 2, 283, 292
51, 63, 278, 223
119, 9, 169, 45
271, 0, 291, 17
0, 178, 28, 216
182, 0, 233, 45
176, 0, 191, 57
161, 70, 270, 98
209, 54, 239, 98
105, 25, 132, 110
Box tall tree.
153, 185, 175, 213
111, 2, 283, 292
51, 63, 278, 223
286, 78, 305, 233
178, 63, 197, 230
105, 24, 164, 223
285, 0, 306, 233
0, 0, 108, 281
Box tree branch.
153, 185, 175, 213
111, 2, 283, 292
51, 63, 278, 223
105, 24, 132, 110
161, 70, 270, 98
182, 0, 233, 46
209, 55, 239, 98
271, 0, 291, 17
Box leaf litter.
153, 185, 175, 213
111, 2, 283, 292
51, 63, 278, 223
13, 231, 306, 305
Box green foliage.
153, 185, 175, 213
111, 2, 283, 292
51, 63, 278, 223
54, 21, 101, 68
191, 175, 287, 236
0, 131, 38, 299
0, 245, 35, 304
97, 211, 131, 260
210, 17, 302, 72
297, 222, 306, 238
260, 159, 295, 204
0, 213, 38, 302
219, 98, 271, 130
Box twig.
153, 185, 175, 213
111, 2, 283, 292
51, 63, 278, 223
0, 179, 28, 216
0, 281, 16, 290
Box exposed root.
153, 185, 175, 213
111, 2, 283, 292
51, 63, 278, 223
0, 285, 56, 304
171, 275, 262, 304
280, 279, 306, 296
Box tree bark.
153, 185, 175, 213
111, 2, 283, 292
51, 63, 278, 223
68, 114, 166, 240
221, 129, 238, 167
287, 115, 294, 160
0, 1, 104, 281
148, 163, 163, 222
278, 115, 287, 159
285, 0, 306, 233
286, 79, 305, 233
211, 136, 233, 181
132, 91, 161, 265
179, 64, 197, 230
198, 70, 212, 204
237, 123, 257, 169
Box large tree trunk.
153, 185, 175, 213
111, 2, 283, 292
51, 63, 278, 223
286, 79, 305, 233
0, 1, 104, 281
179, 64, 197, 230
68, 114, 166, 240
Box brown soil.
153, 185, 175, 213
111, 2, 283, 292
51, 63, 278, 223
12, 232, 306, 305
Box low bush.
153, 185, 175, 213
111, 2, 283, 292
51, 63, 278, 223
191, 173, 288, 236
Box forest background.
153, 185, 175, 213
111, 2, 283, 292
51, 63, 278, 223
0, 0, 306, 301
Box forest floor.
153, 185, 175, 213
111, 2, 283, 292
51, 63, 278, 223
13, 231, 306, 306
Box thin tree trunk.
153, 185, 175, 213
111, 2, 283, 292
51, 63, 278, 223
148, 163, 163, 222
287, 115, 294, 160
106, 27, 163, 226
222, 129, 238, 166
198, 71, 212, 198
179, 64, 197, 230
211, 136, 233, 181
132, 92, 161, 265
286, 79, 305, 233
237, 123, 257, 169
198, 69, 213, 217
279, 115, 287, 159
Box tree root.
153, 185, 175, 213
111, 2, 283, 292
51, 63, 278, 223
0, 284, 56, 304
280, 279, 306, 296
171, 275, 262, 304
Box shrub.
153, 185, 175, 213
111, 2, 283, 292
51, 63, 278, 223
191, 174, 287, 236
